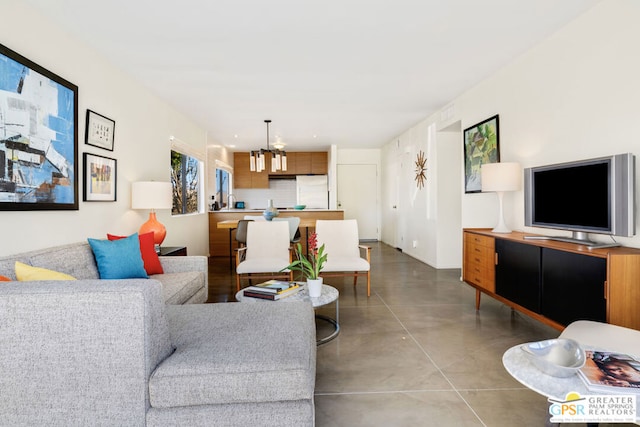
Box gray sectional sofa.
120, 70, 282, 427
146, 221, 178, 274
0, 241, 208, 304
0, 242, 317, 426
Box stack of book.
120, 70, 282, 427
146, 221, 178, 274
242, 280, 301, 300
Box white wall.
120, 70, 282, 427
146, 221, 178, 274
381, 0, 640, 264
458, 0, 640, 248
0, 1, 209, 256
380, 118, 462, 268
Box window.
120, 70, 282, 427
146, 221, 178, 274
171, 149, 203, 215
215, 167, 230, 208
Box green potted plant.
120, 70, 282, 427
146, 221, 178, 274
284, 232, 327, 297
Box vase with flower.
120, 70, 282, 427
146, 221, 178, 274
283, 232, 327, 297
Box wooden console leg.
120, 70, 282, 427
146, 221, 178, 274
475, 290, 481, 310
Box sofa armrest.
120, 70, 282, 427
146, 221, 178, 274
0, 279, 173, 426
159, 255, 208, 288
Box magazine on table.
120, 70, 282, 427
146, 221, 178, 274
578, 350, 640, 394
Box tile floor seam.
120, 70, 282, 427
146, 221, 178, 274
377, 291, 489, 427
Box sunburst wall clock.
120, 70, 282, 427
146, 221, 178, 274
415, 150, 427, 189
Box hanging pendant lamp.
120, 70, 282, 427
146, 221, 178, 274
249, 120, 287, 173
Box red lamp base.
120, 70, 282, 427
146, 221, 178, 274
139, 212, 167, 245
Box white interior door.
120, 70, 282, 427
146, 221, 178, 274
337, 164, 378, 240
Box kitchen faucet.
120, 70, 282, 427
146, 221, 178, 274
227, 194, 236, 210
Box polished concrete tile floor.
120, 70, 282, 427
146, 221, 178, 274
207, 242, 633, 427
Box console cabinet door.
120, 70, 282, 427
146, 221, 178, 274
495, 239, 542, 313
541, 248, 606, 325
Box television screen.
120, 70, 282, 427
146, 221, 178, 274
524, 153, 635, 240
532, 162, 610, 231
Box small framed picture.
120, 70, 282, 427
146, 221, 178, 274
85, 109, 115, 151
83, 153, 117, 202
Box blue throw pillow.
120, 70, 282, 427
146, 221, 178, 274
88, 233, 149, 280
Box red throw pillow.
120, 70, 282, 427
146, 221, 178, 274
0, 275, 11, 282
107, 232, 164, 275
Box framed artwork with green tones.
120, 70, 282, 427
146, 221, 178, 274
463, 114, 500, 193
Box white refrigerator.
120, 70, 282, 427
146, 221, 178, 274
296, 175, 328, 209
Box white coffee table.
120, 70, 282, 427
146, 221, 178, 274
236, 283, 340, 345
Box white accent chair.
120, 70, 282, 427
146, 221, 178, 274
315, 219, 371, 296
274, 216, 301, 243
236, 221, 293, 291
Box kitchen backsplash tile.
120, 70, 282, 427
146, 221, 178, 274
232, 179, 296, 209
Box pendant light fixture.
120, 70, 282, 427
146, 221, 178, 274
249, 119, 287, 173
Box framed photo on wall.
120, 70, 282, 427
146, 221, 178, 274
85, 109, 115, 151
0, 43, 79, 210
83, 153, 117, 202
463, 114, 500, 193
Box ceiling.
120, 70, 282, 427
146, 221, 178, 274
25, 0, 600, 151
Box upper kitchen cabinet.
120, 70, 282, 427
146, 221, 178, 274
289, 152, 327, 175
311, 152, 328, 174
233, 152, 269, 189
294, 152, 311, 175
233, 151, 328, 188
270, 152, 296, 176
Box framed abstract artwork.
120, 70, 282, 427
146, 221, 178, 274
85, 109, 115, 151
463, 114, 500, 193
0, 43, 79, 210
83, 153, 117, 202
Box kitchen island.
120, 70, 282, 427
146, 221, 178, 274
209, 209, 344, 258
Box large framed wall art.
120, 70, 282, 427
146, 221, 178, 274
463, 114, 500, 193
0, 43, 79, 210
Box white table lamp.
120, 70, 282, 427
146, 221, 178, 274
481, 162, 522, 233
131, 181, 173, 245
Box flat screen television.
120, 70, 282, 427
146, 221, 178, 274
524, 153, 636, 247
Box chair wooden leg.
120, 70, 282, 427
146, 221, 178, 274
353, 273, 358, 286
366, 271, 370, 297
236, 274, 241, 292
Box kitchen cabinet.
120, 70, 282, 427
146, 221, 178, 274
294, 152, 311, 175
233, 151, 328, 188
311, 152, 328, 174
292, 151, 328, 175
233, 152, 269, 189
463, 229, 640, 331
269, 152, 294, 176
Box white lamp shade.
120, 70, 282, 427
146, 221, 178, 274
131, 181, 173, 210
481, 162, 522, 192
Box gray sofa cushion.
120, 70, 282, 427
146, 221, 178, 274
149, 302, 316, 408
0, 242, 100, 280
152, 271, 206, 305
28, 242, 101, 280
